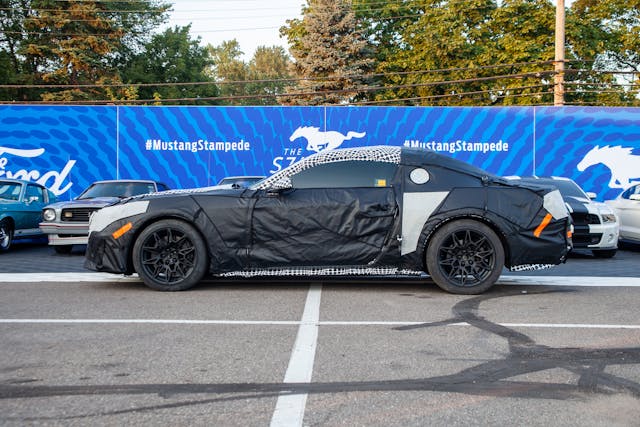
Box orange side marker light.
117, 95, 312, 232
533, 213, 553, 238
112, 222, 133, 239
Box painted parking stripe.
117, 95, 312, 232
270, 284, 322, 427
497, 276, 640, 287
0, 273, 141, 283
2, 319, 639, 329
1, 274, 640, 287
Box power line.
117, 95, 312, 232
0, 61, 556, 89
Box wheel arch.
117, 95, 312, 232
124, 213, 209, 274
418, 212, 512, 272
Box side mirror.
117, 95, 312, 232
585, 192, 597, 200
630, 194, 640, 201
269, 177, 293, 192
26, 196, 40, 204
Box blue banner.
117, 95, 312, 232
1, 105, 639, 201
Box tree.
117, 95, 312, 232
207, 40, 248, 105
565, 0, 640, 105
354, 0, 638, 106
246, 46, 291, 105
280, 0, 375, 105
0, 0, 170, 102
120, 25, 216, 104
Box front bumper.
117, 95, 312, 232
84, 224, 136, 274
572, 221, 618, 250
39, 222, 89, 245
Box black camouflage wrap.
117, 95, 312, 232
85, 146, 570, 277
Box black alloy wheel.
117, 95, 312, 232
132, 219, 208, 291
426, 219, 504, 294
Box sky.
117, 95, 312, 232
163, 0, 305, 59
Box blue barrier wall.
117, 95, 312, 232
1, 105, 638, 201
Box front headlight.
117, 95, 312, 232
597, 204, 617, 223
42, 208, 56, 222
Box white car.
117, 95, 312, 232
606, 183, 640, 244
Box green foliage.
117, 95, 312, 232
207, 41, 291, 105
246, 46, 292, 106
280, 0, 375, 105
0, 0, 170, 102
281, 0, 639, 106
120, 25, 216, 105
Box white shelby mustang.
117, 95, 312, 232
86, 145, 572, 295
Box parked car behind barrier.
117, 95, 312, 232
217, 176, 266, 187
40, 180, 169, 254
606, 183, 640, 245
1, 179, 56, 251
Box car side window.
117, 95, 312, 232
620, 185, 639, 199
25, 184, 45, 203
290, 160, 396, 189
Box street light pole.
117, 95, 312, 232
554, 0, 565, 106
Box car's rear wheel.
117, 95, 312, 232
0, 220, 14, 252
592, 249, 616, 258
132, 219, 208, 291
426, 219, 504, 294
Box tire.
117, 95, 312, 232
426, 219, 504, 295
54, 245, 73, 254
132, 219, 209, 291
592, 249, 616, 258
0, 220, 13, 252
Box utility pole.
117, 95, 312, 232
554, 0, 565, 106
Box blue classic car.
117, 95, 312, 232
0, 178, 57, 251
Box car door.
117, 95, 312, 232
20, 184, 47, 232
612, 184, 640, 240
249, 160, 399, 268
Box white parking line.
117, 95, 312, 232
1, 319, 639, 329
270, 284, 322, 427
2, 274, 640, 287
498, 276, 640, 287
0, 273, 140, 283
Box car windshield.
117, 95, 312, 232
78, 182, 156, 199
547, 180, 588, 199
218, 176, 265, 187
0, 182, 22, 201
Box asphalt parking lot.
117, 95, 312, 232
1, 242, 639, 426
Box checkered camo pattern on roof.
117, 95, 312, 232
255, 145, 401, 190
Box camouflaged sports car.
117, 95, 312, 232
85, 146, 572, 294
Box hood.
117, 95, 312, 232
562, 195, 591, 213
46, 196, 122, 209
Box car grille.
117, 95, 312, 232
61, 208, 101, 222
570, 212, 600, 225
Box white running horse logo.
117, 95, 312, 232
289, 126, 366, 153
577, 145, 640, 189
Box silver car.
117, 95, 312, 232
606, 183, 640, 244
40, 180, 169, 254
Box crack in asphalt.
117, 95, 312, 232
1, 287, 639, 421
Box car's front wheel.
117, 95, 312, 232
0, 220, 14, 252
132, 219, 209, 291
426, 219, 504, 294
54, 245, 73, 255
